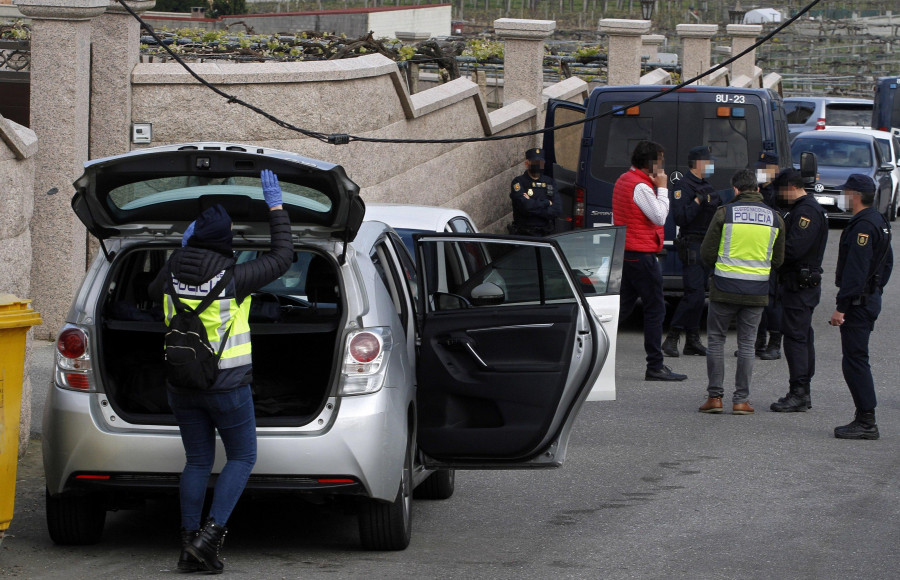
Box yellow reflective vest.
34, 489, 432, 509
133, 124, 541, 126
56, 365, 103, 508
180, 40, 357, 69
713, 201, 780, 296
163, 270, 253, 371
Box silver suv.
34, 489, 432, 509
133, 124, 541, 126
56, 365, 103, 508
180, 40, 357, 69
44, 143, 624, 550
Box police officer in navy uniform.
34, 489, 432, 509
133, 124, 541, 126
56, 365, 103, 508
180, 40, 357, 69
663, 145, 721, 357
830, 174, 893, 440
769, 169, 828, 413
753, 151, 784, 359
509, 148, 560, 236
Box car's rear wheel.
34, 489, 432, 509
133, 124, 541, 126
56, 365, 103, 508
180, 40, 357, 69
413, 469, 455, 500
358, 434, 413, 550
45, 488, 106, 545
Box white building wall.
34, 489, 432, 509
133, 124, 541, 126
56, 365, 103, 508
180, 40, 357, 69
367, 5, 451, 39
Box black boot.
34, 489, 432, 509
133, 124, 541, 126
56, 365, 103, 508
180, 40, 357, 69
759, 332, 782, 360
834, 410, 879, 440
177, 529, 201, 573
662, 329, 681, 358
776, 385, 812, 409
683, 330, 707, 356
185, 519, 228, 574
770, 384, 808, 412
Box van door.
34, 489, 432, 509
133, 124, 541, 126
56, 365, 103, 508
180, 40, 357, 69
543, 100, 587, 232
414, 234, 603, 468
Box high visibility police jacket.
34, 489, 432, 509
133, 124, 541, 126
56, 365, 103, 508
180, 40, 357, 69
700, 191, 785, 306
149, 209, 294, 392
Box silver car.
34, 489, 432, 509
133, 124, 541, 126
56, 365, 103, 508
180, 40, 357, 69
43, 143, 624, 550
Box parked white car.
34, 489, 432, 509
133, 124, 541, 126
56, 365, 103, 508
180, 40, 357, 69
824, 127, 900, 221
364, 203, 478, 257
43, 143, 625, 550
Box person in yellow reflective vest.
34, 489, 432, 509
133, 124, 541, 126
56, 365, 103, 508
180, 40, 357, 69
698, 168, 785, 415
149, 170, 292, 573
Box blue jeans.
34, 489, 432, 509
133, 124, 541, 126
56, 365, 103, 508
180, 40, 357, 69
168, 385, 257, 530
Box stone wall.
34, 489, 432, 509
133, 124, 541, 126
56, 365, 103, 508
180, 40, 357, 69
130, 52, 588, 233
0, 114, 38, 457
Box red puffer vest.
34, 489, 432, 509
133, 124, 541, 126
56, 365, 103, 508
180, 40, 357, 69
612, 167, 665, 252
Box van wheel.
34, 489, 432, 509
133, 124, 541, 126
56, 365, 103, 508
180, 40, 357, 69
413, 469, 455, 500
45, 488, 106, 545
358, 435, 412, 550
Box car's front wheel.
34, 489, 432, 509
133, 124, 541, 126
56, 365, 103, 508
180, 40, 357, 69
358, 434, 413, 550
45, 488, 106, 545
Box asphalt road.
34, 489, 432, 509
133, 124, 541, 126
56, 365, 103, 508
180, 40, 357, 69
2, 227, 898, 579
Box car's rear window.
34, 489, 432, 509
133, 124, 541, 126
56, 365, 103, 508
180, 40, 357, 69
785, 101, 815, 124
825, 104, 873, 127
109, 176, 333, 214
791, 138, 872, 167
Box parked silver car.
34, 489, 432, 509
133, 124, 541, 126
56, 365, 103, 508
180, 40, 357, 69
44, 143, 624, 550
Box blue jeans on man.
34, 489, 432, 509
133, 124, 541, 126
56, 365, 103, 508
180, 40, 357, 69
168, 385, 257, 530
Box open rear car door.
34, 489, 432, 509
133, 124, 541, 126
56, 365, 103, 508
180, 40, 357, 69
414, 233, 619, 469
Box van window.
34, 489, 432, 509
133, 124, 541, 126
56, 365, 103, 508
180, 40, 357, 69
551, 106, 586, 172
590, 101, 678, 183
784, 101, 815, 124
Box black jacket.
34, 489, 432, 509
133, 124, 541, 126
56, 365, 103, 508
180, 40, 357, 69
835, 207, 893, 312
149, 209, 294, 391
671, 171, 720, 237
779, 193, 828, 275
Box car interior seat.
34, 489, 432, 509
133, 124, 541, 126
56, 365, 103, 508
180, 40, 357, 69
305, 255, 339, 310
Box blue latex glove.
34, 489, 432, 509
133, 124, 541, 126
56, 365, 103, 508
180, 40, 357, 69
260, 169, 283, 208
181, 221, 195, 247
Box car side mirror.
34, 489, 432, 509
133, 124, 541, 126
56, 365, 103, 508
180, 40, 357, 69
878, 163, 894, 172
469, 282, 505, 307
800, 152, 818, 184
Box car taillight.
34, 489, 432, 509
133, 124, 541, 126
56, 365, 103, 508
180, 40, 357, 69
815, 118, 826, 129
56, 325, 93, 391
57, 328, 86, 359
340, 328, 392, 395
574, 185, 586, 228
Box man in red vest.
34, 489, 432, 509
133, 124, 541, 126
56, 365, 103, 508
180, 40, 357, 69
613, 140, 687, 381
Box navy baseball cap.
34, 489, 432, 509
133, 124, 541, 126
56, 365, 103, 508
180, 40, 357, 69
687, 146, 713, 162
772, 168, 803, 188
525, 148, 545, 161
836, 173, 876, 194
755, 152, 778, 167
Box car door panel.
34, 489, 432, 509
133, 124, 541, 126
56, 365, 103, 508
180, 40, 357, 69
415, 235, 600, 468
550, 226, 626, 401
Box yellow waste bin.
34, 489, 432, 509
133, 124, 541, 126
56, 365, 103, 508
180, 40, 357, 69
0, 294, 42, 546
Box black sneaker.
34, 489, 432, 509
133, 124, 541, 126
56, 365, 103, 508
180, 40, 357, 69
645, 366, 687, 381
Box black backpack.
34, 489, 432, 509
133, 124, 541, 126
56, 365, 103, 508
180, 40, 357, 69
164, 269, 235, 390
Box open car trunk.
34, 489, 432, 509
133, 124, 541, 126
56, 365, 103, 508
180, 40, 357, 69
97, 245, 343, 427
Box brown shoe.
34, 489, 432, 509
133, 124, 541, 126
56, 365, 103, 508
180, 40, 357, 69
699, 397, 723, 413
732, 402, 755, 415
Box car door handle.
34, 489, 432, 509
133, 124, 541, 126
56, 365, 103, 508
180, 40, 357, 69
440, 335, 489, 368
596, 313, 614, 323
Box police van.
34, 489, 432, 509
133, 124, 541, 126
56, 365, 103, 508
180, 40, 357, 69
542, 85, 792, 292
872, 76, 900, 138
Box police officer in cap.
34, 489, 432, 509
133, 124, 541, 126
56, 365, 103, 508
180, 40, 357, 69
663, 145, 721, 357
769, 168, 828, 413
509, 148, 560, 236
830, 174, 893, 439
753, 151, 784, 359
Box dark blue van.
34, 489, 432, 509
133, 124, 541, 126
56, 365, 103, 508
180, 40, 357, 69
872, 76, 900, 138
542, 85, 792, 292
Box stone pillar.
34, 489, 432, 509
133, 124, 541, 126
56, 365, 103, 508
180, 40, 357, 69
91, 1, 155, 160
676, 24, 718, 85
727, 24, 762, 82
0, 115, 38, 457
640, 34, 666, 61
15, 0, 108, 340
494, 18, 555, 110
599, 19, 651, 86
